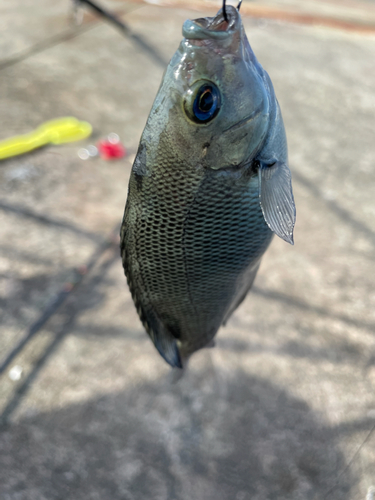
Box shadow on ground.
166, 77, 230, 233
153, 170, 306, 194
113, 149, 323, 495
0, 367, 354, 500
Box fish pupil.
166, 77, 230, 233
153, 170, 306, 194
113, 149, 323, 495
199, 89, 214, 112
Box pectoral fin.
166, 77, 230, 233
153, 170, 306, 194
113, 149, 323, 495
258, 160, 296, 245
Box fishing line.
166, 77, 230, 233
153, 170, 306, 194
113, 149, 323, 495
323, 420, 375, 499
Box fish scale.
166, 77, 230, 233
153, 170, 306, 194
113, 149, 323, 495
183, 169, 273, 326
122, 160, 273, 362
121, 5, 295, 367
122, 153, 204, 349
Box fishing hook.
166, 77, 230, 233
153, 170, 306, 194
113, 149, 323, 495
222, 0, 243, 23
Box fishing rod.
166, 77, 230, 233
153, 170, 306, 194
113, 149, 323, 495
72, 0, 130, 33
75, 0, 243, 33
72, 0, 167, 67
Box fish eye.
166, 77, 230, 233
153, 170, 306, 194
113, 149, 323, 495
184, 81, 221, 124
193, 85, 220, 121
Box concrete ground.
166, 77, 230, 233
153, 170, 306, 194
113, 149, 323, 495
0, 0, 375, 499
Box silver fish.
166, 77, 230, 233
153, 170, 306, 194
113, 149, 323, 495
120, 5, 296, 368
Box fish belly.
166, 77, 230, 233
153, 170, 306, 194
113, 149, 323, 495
121, 164, 273, 356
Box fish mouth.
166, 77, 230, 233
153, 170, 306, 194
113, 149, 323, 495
182, 5, 239, 40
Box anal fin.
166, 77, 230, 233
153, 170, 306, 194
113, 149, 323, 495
146, 310, 182, 369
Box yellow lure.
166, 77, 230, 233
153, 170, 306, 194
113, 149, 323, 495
0, 117, 92, 160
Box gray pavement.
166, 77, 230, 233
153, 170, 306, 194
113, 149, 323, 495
0, 1, 375, 499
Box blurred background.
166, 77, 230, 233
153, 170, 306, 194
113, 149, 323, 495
0, 0, 375, 498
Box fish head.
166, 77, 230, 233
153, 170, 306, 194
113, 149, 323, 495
138, 5, 272, 174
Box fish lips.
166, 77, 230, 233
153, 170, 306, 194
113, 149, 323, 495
182, 5, 240, 44
182, 20, 231, 41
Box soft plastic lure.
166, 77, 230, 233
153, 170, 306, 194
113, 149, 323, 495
0, 117, 92, 160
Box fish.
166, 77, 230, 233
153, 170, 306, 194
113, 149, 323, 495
120, 4, 296, 368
